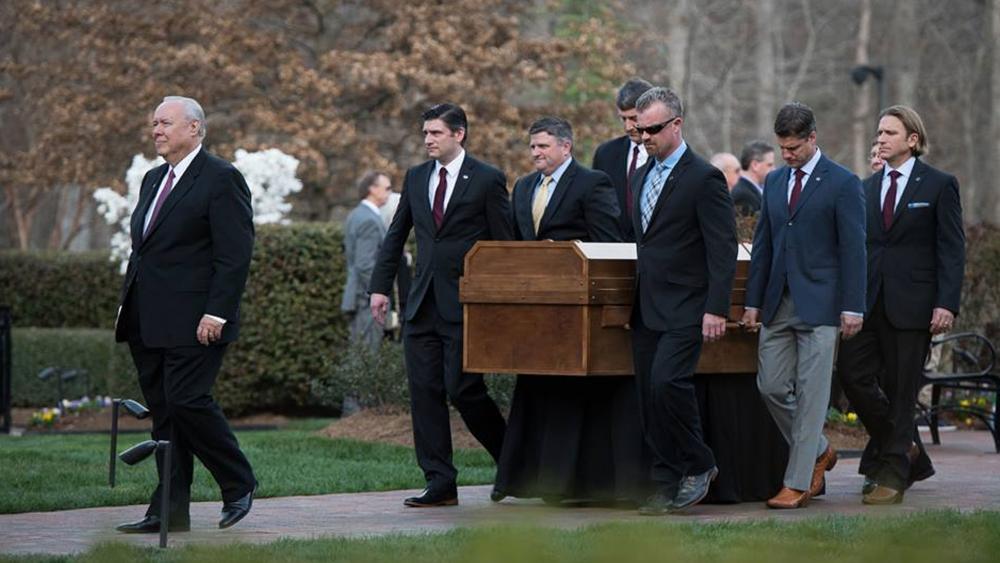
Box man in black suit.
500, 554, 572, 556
731, 140, 774, 216
495, 117, 639, 503
592, 78, 653, 242
628, 87, 738, 514
837, 105, 965, 505
114, 96, 256, 533
369, 103, 513, 507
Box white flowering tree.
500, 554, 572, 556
93, 148, 302, 274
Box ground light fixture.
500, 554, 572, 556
109, 399, 151, 488
118, 438, 173, 548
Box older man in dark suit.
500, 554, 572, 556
494, 116, 641, 503
114, 96, 256, 533
592, 78, 653, 242
838, 105, 965, 505
743, 102, 867, 509
369, 103, 513, 508
629, 87, 738, 515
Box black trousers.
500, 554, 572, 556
631, 307, 715, 487
124, 289, 255, 522
837, 294, 934, 490
403, 292, 506, 490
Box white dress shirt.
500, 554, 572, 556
880, 156, 916, 212
428, 149, 466, 211
786, 148, 822, 203
628, 140, 648, 175
143, 144, 202, 234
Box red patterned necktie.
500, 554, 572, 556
882, 170, 901, 231
788, 168, 805, 213
432, 167, 447, 229
625, 145, 640, 217
144, 169, 175, 239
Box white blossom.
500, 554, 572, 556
93, 149, 301, 274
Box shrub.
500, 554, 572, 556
0, 251, 120, 329
215, 223, 350, 414
959, 224, 1000, 342
10, 328, 138, 407
312, 340, 409, 410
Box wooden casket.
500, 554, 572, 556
460, 241, 756, 376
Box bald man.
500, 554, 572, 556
711, 152, 742, 192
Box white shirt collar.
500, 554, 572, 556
360, 199, 381, 215
884, 156, 916, 180
798, 147, 822, 176
170, 144, 202, 181
434, 149, 466, 179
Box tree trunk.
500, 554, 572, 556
851, 0, 873, 176
755, 0, 777, 137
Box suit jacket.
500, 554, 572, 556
512, 159, 622, 242
745, 153, 866, 327
592, 135, 635, 241
630, 147, 738, 331
341, 202, 387, 313
115, 149, 254, 347
369, 154, 513, 323
731, 176, 762, 216
863, 159, 964, 329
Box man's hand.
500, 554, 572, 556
703, 313, 727, 343
930, 307, 955, 335
840, 314, 863, 340
370, 293, 390, 326
740, 308, 760, 333
196, 315, 224, 346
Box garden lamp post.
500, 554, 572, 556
109, 399, 150, 488
119, 438, 172, 548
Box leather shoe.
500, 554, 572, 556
490, 487, 506, 503
863, 485, 903, 505
637, 486, 677, 516
219, 485, 255, 529
404, 487, 458, 507
767, 487, 810, 509
906, 443, 935, 488
671, 466, 718, 511
116, 515, 189, 534
862, 476, 878, 495
809, 445, 838, 497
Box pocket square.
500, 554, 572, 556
907, 202, 930, 209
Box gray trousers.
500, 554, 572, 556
348, 302, 382, 352
757, 292, 837, 491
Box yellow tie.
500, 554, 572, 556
532, 175, 552, 235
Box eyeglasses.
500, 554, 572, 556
635, 116, 679, 136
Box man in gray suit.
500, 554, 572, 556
341, 170, 392, 350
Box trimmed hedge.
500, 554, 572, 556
0, 251, 120, 329
216, 223, 350, 414
3, 224, 350, 413
10, 328, 139, 407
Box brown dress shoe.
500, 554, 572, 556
863, 485, 903, 505
809, 445, 838, 497
767, 487, 810, 509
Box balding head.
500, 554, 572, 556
711, 152, 741, 191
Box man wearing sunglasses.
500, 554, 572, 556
628, 87, 737, 515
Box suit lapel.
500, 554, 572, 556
642, 149, 691, 235
788, 155, 826, 220
516, 172, 540, 240
632, 161, 652, 239
140, 150, 206, 246
538, 160, 577, 233
438, 156, 475, 232
132, 164, 169, 248
890, 159, 924, 231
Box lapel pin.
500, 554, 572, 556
462, 174, 469, 180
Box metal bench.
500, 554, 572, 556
918, 332, 999, 453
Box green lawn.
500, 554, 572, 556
0, 419, 495, 514
2, 511, 999, 562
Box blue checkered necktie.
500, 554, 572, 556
640, 160, 671, 233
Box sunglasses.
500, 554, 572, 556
635, 116, 679, 136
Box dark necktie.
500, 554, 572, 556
432, 167, 447, 229
882, 170, 901, 231
788, 168, 805, 213
625, 145, 640, 217
144, 169, 175, 239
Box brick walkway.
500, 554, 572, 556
2, 430, 998, 556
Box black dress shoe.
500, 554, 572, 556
490, 487, 506, 503
219, 485, 256, 529
116, 515, 190, 534
671, 466, 718, 511
404, 487, 458, 507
